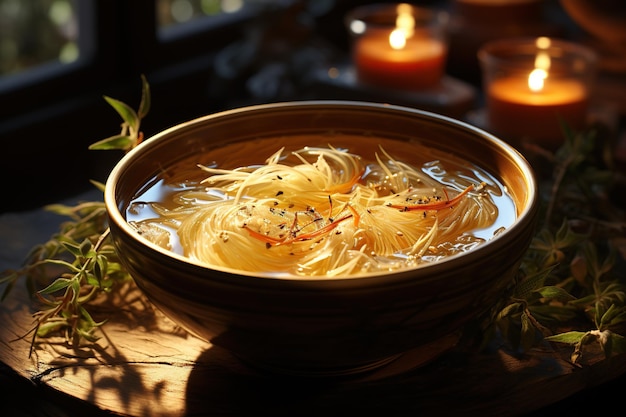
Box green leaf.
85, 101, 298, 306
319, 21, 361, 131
545, 331, 587, 344
496, 301, 524, 320
57, 239, 83, 258
0, 271, 18, 286
70, 278, 82, 303
569, 294, 597, 307
79, 305, 100, 327
528, 304, 578, 323
536, 285, 576, 302
600, 304, 626, 328
1, 277, 17, 301
84, 272, 100, 288
39, 277, 73, 294
89, 180, 106, 192
514, 267, 555, 299
36, 321, 65, 337
520, 312, 536, 351
76, 327, 101, 343
93, 255, 107, 282
41, 259, 80, 273
45, 203, 79, 218
88, 134, 135, 151
77, 286, 98, 304
554, 218, 586, 247
79, 238, 94, 257
104, 96, 139, 132
138, 74, 151, 120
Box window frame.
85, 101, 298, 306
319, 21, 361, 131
0, 0, 289, 212
0, 0, 264, 118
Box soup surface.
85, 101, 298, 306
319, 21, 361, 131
126, 134, 516, 277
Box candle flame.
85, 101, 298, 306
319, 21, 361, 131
528, 68, 547, 92
534, 51, 551, 73
535, 36, 551, 50
529, 48, 551, 93
389, 4, 415, 50
389, 29, 407, 49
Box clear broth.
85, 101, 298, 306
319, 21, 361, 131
125, 133, 517, 275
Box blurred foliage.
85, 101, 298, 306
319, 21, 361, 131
481, 124, 626, 365
0, 0, 78, 76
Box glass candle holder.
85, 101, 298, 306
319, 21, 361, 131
345, 3, 449, 91
454, 0, 543, 24
479, 37, 597, 148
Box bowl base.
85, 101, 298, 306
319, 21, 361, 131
235, 332, 461, 380
238, 353, 403, 379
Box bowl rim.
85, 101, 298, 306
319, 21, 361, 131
105, 100, 538, 282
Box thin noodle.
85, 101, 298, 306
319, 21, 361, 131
134, 146, 501, 276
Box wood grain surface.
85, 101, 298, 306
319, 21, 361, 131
1, 191, 625, 417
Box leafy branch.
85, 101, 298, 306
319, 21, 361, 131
0, 75, 150, 355
491, 124, 626, 364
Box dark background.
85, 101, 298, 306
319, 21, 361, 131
3, 0, 620, 213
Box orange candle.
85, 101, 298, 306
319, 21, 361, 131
479, 37, 597, 148
346, 3, 449, 91
486, 76, 588, 145
354, 34, 446, 90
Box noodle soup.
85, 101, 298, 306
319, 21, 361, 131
125, 134, 516, 277
105, 101, 539, 376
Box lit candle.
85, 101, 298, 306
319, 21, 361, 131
347, 4, 448, 90
354, 30, 446, 90
479, 37, 597, 147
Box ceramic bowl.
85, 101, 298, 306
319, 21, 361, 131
105, 101, 538, 377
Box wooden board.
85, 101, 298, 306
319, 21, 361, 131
1, 192, 626, 416
2, 279, 626, 417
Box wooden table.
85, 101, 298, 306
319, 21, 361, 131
2, 191, 625, 417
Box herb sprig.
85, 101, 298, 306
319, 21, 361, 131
0, 75, 150, 355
